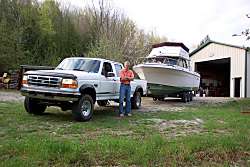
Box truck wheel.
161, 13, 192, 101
181, 93, 188, 103
190, 92, 193, 101
131, 91, 141, 109
97, 100, 108, 107
187, 93, 191, 102
24, 97, 47, 115
72, 94, 94, 122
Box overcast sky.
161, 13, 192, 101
58, 0, 250, 50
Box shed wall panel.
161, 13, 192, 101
247, 52, 250, 97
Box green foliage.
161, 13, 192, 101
0, 0, 167, 73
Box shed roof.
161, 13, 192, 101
190, 40, 249, 57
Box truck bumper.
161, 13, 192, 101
20, 87, 81, 101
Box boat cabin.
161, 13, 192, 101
144, 42, 191, 69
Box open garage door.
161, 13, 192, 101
195, 58, 230, 97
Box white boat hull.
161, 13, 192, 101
133, 63, 200, 96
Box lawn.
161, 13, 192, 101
0, 99, 250, 166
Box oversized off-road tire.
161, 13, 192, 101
24, 97, 47, 115
72, 94, 94, 122
131, 91, 141, 109
181, 92, 188, 103
97, 100, 108, 107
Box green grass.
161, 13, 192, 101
0, 99, 250, 166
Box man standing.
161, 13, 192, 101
119, 61, 134, 117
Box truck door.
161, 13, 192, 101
99, 62, 115, 99
113, 64, 123, 98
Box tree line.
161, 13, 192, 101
0, 0, 167, 73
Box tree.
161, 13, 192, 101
0, 0, 168, 74
85, 0, 167, 64
0, 0, 24, 71
232, 14, 250, 40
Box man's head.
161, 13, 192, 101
124, 61, 130, 70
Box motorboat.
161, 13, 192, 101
133, 42, 200, 101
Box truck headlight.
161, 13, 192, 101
22, 75, 28, 86
61, 79, 78, 89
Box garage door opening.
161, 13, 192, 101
195, 58, 230, 97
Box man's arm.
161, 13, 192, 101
127, 71, 134, 81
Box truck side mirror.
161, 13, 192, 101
107, 72, 115, 77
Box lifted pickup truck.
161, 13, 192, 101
20, 57, 147, 121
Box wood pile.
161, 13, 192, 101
1, 65, 55, 90
0, 71, 19, 89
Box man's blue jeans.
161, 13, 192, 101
119, 84, 131, 114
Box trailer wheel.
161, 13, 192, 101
131, 91, 141, 109
24, 97, 47, 115
158, 97, 165, 101
187, 93, 191, 102
72, 94, 94, 122
190, 92, 193, 101
153, 97, 158, 101
181, 93, 188, 103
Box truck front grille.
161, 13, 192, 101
28, 75, 62, 88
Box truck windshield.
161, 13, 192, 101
56, 59, 100, 73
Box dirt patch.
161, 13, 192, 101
195, 150, 250, 165
143, 96, 236, 106
135, 118, 204, 138
0, 91, 24, 102
138, 98, 186, 112
190, 97, 237, 105
106, 97, 236, 113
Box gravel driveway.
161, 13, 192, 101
0, 91, 24, 102
0, 90, 237, 112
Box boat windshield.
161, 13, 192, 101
167, 58, 178, 66
145, 57, 165, 63
144, 56, 189, 68
56, 58, 101, 73
144, 57, 178, 65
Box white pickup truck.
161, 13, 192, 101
20, 57, 147, 121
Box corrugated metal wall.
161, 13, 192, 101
191, 43, 246, 97
247, 51, 250, 97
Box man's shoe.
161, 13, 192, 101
119, 113, 124, 117
127, 113, 132, 117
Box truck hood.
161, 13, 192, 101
25, 70, 99, 80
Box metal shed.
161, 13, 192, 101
190, 40, 250, 98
